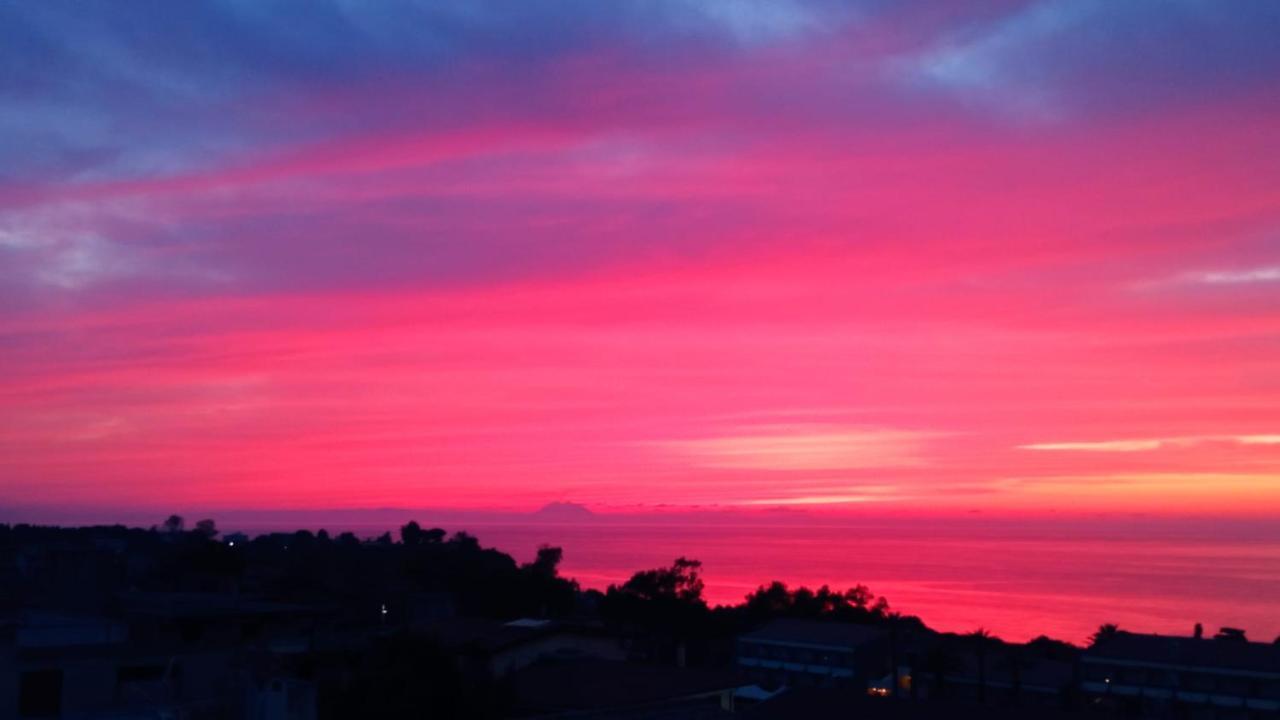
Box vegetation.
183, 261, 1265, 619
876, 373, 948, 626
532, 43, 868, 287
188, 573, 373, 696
0, 517, 1089, 716
1089, 623, 1123, 647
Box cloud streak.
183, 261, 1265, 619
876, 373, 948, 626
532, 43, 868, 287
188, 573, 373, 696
2, 2, 1279, 515
653, 427, 934, 471
1020, 436, 1280, 452
1188, 267, 1280, 286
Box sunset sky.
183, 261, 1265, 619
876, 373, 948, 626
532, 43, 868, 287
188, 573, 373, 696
2, 1, 1279, 517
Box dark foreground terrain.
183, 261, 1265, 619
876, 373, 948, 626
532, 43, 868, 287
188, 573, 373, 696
3, 519, 1278, 718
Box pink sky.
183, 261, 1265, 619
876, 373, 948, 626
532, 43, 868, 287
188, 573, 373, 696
2, 1, 1279, 518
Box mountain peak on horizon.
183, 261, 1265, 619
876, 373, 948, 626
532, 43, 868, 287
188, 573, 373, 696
533, 501, 595, 519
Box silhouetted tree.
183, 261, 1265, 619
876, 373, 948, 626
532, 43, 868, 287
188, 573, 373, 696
923, 642, 962, 700
400, 520, 423, 546
869, 595, 891, 617
846, 583, 875, 610
525, 545, 563, 578
741, 580, 890, 623
517, 545, 577, 617
162, 514, 184, 533
602, 558, 710, 664
193, 518, 218, 539
291, 529, 316, 548
996, 645, 1035, 701
617, 557, 704, 603
744, 581, 791, 616
1024, 635, 1078, 661
449, 531, 480, 552
1090, 623, 1122, 647
968, 628, 997, 704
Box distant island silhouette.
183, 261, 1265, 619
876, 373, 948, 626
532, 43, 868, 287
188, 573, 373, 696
4, 518, 1278, 719
533, 501, 596, 520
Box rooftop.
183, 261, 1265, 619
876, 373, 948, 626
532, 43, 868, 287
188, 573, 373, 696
420, 617, 608, 655
739, 618, 886, 651
944, 654, 1075, 692
117, 592, 312, 619
510, 658, 741, 716
745, 688, 1087, 719
1085, 632, 1280, 675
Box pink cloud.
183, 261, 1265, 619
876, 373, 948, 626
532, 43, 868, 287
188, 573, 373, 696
3, 5, 1280, 518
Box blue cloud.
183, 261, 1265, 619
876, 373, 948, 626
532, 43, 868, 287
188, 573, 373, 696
902, 0, 1280, 119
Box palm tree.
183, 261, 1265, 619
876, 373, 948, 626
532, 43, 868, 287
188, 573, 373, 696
923, 643, 961, 700
968, 628, 996, 704
1090, 623, 1122, 647
997, 647, 1030, 702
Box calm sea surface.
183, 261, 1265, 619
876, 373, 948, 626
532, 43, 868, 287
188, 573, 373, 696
241, 517, 1280, 645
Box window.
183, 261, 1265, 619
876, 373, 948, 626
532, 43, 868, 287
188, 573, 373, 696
1083, 664, 1110, 682
179, 619, 205, 644
117, 665, 165, 684
1217, 675, 1249, 696
242, 620, 264, 640
1186, 672, 1214, 692
19, 669, 62, 718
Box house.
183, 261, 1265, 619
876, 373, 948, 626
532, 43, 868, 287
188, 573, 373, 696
245, 675, 318, 720
1, 593, 319, 719
1082, 630, 1280, 717
423, 617, 627, 679
919, 652, 1075, 706
735, 619, 892, 690
507, 658, 747, 718
3, 608, 237, 719
743, 687, 1088, 719
904, 632, 1076, 707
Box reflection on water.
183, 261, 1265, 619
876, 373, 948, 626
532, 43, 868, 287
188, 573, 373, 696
242, 517, 1280, 644
466, 520, 1280, 644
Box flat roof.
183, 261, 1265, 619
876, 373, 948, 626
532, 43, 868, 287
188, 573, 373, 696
1085, 633, 1280, 675
511, 658, 741, 713
740, 618, 886, 650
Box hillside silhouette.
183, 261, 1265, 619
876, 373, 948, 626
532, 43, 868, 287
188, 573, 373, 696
5, 519, 1276, 718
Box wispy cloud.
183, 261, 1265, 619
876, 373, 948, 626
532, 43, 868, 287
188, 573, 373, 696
0, 216, 137, 290
4, 2, 1280, 515
1007, 472, 1280, 494
0, 201, 232, 291
1185, 266, 1280, 286
1238, 435, 1280, 445
735, 493, 890, 506
1020, 435, 1280, 452
904, 0, 1098, 118
1019, 439, 1163, 452
654, 426, 934, 471
677, 0, 825, 45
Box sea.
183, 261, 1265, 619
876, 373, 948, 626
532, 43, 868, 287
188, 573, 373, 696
233, 514, 1280, 645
